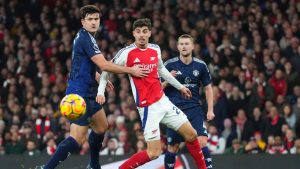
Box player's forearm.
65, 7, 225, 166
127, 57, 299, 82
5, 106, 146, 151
158, 59, 183, 90
101, 61, 131, 74
97, 71, 109, 95
92, 54, 131, 74
95, 72, 101, 83
159, 67, 183, 90
205, 84, 214, 112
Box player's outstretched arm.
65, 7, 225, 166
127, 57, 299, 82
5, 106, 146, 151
161, 70, 177, 89
205, 84, 215, 121
96, 71, 109, 105
91, 54, 148, 78
158, 58, 192, 99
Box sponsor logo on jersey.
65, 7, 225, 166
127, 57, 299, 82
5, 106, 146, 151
135, 63, 157, 73
176, 71, 182, 75
184, 77, 191, 84
133, 58, 140, 63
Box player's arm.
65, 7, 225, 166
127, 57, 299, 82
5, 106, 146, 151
161, 70, 177, 89
95, 71, 114, 91
201, 63, 215, 121
96, 71, 109, 104
96, 49, 129, 104
83, 35, 147, 78
158, 58, 191, 99
91, 54, 147, 78
205, 84, 215, 121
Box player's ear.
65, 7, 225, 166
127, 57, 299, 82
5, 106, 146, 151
191, 43, 195, 50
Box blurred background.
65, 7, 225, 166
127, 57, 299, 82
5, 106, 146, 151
0, 0, 300, 166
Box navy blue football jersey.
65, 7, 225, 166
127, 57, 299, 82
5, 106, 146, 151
66, 28, 101, 98
163, 57, 212, 110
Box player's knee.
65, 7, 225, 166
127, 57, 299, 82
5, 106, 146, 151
199, 137, 208, 148
71, 135, 87, 145
185, 129, 198, 142
147, 148, 161, 160
95, 123, 108, 133
167, 144, 179, 153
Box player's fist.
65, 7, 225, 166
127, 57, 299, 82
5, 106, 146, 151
180, 86, 192, 99
207, 110, 215, 121
96, 95, 106, 105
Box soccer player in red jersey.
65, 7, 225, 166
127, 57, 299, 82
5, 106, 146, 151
97, 18, 207, 169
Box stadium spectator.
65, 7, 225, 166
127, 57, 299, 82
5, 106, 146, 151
100, 138, 124, 156
224, 139, 244, 155
24, 139, 41, 156
207, 125, 226, 154
244, 137, 263, 154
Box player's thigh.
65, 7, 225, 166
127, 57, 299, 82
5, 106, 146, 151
71, 97, 101, 126
90, 108, 108, 134
137, 103, 165, 141
176, 122, 197, 141
188, 108, 208, 137
70, 123, 89, 145
160, 97, 189, 132
146, 139, 162, 159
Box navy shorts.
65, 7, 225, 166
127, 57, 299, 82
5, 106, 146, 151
166, 106, 207, 145
70, 97, 102, 126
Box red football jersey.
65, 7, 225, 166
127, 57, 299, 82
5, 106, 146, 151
113, 43, 164, 107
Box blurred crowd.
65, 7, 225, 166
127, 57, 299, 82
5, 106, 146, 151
1, 0, 300, 157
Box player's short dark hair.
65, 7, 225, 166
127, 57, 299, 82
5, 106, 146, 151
133, 18, 152, 30
178, 34, 194, 43
80, 5, 101, 19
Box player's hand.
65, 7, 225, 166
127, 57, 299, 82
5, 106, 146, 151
180, 86, 192, 99
130, 65, 148, 78
96, 95, 106, 105
170, 70, 177, 77
207, 110, 215, 121
106, 80, 114, 92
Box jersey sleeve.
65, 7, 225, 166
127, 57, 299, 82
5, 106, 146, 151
112, 48, 128, 66
82, 33, 102, 58
201, 63, 212, 87
157, 47, 184, 90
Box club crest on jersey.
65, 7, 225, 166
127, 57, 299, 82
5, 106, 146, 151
133, 58, 140, 63
193, 70, 199, 77
150, 56, 156, 61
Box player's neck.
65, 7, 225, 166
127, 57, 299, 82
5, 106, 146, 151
180, 55, 192, 64
135, 42, 148, 49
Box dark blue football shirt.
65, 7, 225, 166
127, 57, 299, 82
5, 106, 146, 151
164, 57, 212, 111
66, 28, 101, 98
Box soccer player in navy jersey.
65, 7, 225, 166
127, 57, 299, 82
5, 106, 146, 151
97, 19, 207, 169
163, 34, 215, 169
35, 5, 147, 169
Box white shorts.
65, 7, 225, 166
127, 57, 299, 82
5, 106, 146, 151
137, 95, 188, 141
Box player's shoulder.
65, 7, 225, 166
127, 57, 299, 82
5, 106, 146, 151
193, 58, 208, 67
78, 28, 96, 42
118, 43, 136, 54
148, 43, 160, 50
164, 57, 179, 66
114, 44, 136, 59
